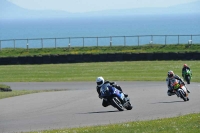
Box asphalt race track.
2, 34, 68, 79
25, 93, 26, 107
0, 81, 200, 133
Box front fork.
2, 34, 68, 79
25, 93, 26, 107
174, 86, 188, 97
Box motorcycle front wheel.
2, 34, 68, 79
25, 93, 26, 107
185, 75, 190, 84
111, 97, 124, 111
178, 89, 187, 101
125, 102, 132, 110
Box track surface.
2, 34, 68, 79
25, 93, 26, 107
0, 81, 200, 133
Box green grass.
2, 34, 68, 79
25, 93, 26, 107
29, 113, 200, 133
0, 61, 199, 82
0, 84, 11, 91
0, 89, 67, 99
0, 44, 200, 57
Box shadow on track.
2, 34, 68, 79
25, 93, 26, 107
78, 110, 120, 114
151, 101, 185, 104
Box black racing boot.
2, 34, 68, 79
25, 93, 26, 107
187, 97, 189, 101
185, 85, 190, 93
120, 91, 128, 97
187, 89, 190, 93
124, 93, 128, 97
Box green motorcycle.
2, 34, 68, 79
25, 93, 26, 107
183, 69, 192, 84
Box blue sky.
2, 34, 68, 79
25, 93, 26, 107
7, 0, 198, 13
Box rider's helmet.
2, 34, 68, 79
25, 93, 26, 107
167, 70, 175, 79
96, 76, 104, 87
183, 64, 188, 68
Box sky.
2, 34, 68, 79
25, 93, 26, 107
7, 0, 198, 13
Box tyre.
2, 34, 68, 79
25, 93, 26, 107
187, 76, 190, 84
186, 75, 190, 84
125, 102, 133, 110
111, 97, 124, 111
178, 89, 187, 101
187, 97, 189, 101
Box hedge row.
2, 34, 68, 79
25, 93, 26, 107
0, 52, 199, 65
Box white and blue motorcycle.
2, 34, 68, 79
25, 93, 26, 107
100, 83, 132, 111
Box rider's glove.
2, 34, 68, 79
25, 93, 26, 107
99, 95, 102, 99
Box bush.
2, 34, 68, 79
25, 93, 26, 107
0, 84, 12, 91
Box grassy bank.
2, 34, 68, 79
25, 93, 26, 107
0, 89, 68, 99
0, 61, 199, 82
30, 113, 200, 133
0, 44, 200, 57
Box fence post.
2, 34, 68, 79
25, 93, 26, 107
13, 39, 15, 49
26, 39, 29, 50
110, 36, 112, 47
138, 36, 140, 46
41, 38, 43, 49
83, 37, 84, 47
97, 37, 99, 47
124, 36, 126, 46
55, 38, 57, 49
178, 35, 179, 44
68, 37, 71, 49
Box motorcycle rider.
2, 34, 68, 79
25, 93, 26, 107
182, 64, 192, 79
166, 70, 190, 96
96, 76, 128, 107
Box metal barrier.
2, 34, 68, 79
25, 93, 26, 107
0, 34, 200, 50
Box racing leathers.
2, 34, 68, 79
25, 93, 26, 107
166, 75, 190, 96
182, 66, 191, 77
96, 81, 127, 107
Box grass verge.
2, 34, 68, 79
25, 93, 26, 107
0, 61, 199, 82
0, 89, 68, 99
0, 44, 200, 57
0, 84, 12, 91
29, 113, 200, 133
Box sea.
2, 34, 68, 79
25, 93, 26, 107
0, 14, 200, 48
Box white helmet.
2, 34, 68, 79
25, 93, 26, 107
96, 76, 104, 87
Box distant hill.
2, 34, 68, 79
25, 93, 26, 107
87, 0, 200, 16
0, 0, 200, 19
0, 0, 72, 19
